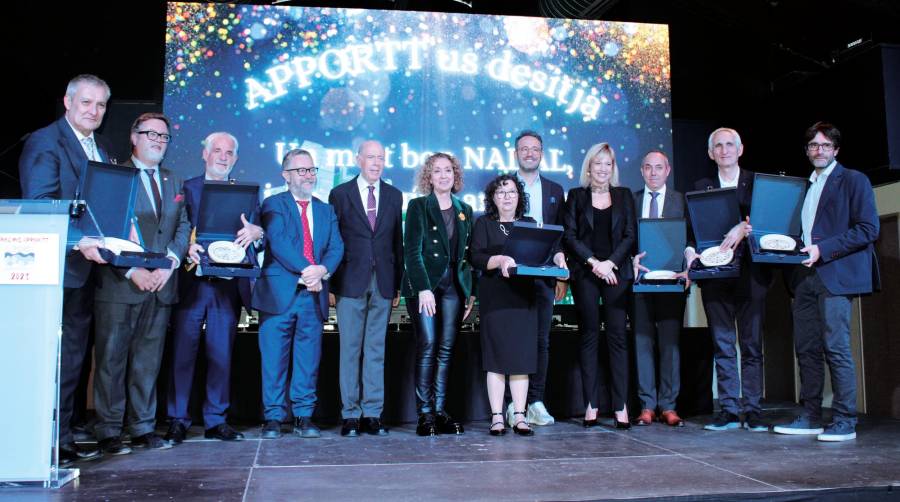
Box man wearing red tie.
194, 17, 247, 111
253, 149, 343, 439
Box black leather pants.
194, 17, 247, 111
406, 269, 463, 415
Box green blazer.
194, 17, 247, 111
402, 193, 475, 298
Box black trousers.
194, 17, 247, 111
58, 284, 94, 445
571, 273, 631, 412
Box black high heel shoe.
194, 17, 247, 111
583, 407, 600, 428
614, 412, 631, 430
512, 412, 534, 436
489, 413, 506, 436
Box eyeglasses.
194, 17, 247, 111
136, 130, 171, 143
495, 190, 519, 199
517, 147, 542, 155
806, 143, 835, 152
285, 167, 318, 175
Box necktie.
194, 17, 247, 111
297, 200, 316, 264
82, 137, 97, 162
649, 191, 659, 219
366, 185, 377, 231
145, 169, 163, 221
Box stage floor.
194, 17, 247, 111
3, 405, 900, 501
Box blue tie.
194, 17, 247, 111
649, 191, 659, 219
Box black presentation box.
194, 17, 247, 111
78, 161, 171, 269
748, 173, 809, 264
501, 221, 568, 279
633, 218, 687, 293
685, 187, 742, 280
196, 180, 261, 278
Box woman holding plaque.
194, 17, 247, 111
472, 174, 566, 436
403, 153, 476, 437
563, 142, 636, 429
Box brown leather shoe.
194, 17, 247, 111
636, 409, 655, 426
660, 410, 685, 427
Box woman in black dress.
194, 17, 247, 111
471, 174, 566, 436
563, 142, 636, 429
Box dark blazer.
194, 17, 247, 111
535, 175, 565, 226
177, 175, 259, 308
401, 193, 475, 299
632, 187, 686, 256
328, 176, 403, 299
251, 191, 343, 319
693, 169, 754, 219
18, 116, 112, 288
94, 160, 191, 305
563, 185, 636, 281
807, 163, 880, 295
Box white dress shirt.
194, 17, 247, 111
357, 174, 380, 218
801, 160, 837, 247
641, 184, 667, 219
718, 169, 740, 188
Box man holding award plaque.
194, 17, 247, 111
164, 132, 263, 444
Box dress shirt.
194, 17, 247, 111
801, 160, 837, 247
65, 117, 101, 161
518, 172, 544, 224
641, 184, 667, 219
356, 174, 380, 217
718, 169, 739, 188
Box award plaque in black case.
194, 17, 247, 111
78, 161, 171, 269
685, 187, 742, 280
195, 180, 261, 278
501, 221, 569, 279
633, 218, 686, 293
748, 173, 809, 264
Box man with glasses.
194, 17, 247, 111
773, 122, 879, 442
164, 132, 263, 444
328, 140, 404, 437
18, 74, 112, 465
92, 112, 191, 454
505, 130, 565, 427
253, 149, 343, 439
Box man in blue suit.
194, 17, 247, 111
253, 148, 343, 439
164, 132, 263, 444
18, 74, 112, 465
328, 140, 403, 437
773, 122, 879, 442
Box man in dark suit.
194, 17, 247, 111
328, 140, 403, 437
773, 122, 879, 442
164, 132, 263, 444
631, 151, 688, 427
17, 74, 112, 465
92, 112, 191, 454
508, 130, 565, 427
253, 149, 343, 440
685, 127, 771, 432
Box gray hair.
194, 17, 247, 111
203, 132, 239, 154
281, 148, 313, 170
65, 74, 110, 100
707, 127, 742, 150
641, 150, 670, 169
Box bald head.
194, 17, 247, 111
641, 151, 671, 191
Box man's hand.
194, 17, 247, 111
463, 295, 476, 321
684, 247, 699, 270
306, 281, 323, 292
130, 268, 156, 291
801, 244, 820, 267
418, 290, 436, 317
188, 243, 205, 264
554, 280, 568, 302
674, 270, 692, 290
75, 237, 107, 264
720, 216, 751, 251
328, 293, 336, 307
392, 293, 401, 308
633, 251, 650, 278
301, 264, 327, 287
149, 257, 178, 292
235, 213, 263, 249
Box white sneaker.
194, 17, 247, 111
526, 401, 555, 425
506, 402, 516, 428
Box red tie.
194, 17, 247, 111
296, 200, 315, 264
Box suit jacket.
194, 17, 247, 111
18, 116, 112, 288
94, 160, 191, 305
563, 186, 636, 281
177, 175, 259, 309
327, 176, 403, 299
251, 191, 344, 319
401, 193, 475, 299
534, 175, 565, 226
632, 187, 686, 256
806, 163, 880, 295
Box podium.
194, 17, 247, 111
0, 199, 90, 488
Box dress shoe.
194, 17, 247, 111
205, 423, 245, 441
293, 417, 321, 438
131, 432, 173, 450
416, 414, 438, 437
362, 417, 389, 436
261, 419, 283, 439
511, 412, 534, 436
59, 442, 101, 466
99, 437, 132, 456
660, 410, 685, 427
340, 418, 360, 437
614, 419, 632, 430
435, 411, 464, 435
489, 412, 506, 436
636, 409, 656, 426
165, 421, 187, 444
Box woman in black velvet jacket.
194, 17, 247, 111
563, 142, 636, 430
